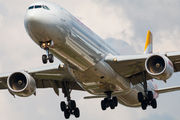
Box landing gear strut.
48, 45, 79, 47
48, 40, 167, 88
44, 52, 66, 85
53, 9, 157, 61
138, 72, 157, 110
60, 81, 80, 119
101, 91, 118, 111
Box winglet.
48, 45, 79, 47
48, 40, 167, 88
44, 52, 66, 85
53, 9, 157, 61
144, 30, 153, 54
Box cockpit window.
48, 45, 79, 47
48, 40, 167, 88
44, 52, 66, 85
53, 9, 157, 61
35, 5, 42, 8
28, 5, 50, 10
28, 6, 34, 9
43, 5, 50, 10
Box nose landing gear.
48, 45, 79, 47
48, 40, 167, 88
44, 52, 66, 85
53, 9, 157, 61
41, 41, 54, 64
42, 49, 54, 64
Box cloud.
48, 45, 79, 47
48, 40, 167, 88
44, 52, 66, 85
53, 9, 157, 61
105, 38, 137, 55
93, 0, 180, 53
0, 14, 3, 27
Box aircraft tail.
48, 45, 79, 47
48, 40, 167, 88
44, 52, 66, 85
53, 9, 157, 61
144, 30, 153, 54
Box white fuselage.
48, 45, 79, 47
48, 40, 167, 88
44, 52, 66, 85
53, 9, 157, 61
24, 1, 158, 107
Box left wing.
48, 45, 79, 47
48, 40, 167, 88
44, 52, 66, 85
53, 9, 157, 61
0, 63, 84, 96
105, 51, 180, 85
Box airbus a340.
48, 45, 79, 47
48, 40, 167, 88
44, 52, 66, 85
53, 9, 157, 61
1, 1, 180, 119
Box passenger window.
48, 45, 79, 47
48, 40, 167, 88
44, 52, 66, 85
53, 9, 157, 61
28, 6, 34, 9
35, 5, 42, 8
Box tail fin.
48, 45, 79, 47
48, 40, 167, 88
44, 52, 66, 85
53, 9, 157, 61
144, 30, 153, 54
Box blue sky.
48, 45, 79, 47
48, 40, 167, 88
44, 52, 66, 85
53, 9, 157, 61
0, 0, 180, 120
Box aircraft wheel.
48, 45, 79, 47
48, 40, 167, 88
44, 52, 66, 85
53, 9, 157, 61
109, 99, 115, 109
64, 109, 70, 119
138, 92, 143, 102
70, 100, 76, 110
42, 54, 47, 64
48, 54, 54, 63
112, 97, 118, 107
60, 101, 66, 111
148, 91, 153, 101
74, 107, 80, 118
151, 99, 157, 109
141, 100, 147, 110
101, 100, 106, 110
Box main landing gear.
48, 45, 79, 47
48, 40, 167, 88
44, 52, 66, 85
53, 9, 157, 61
41, 41, 54, 64
101, 91, 118, 111
60, 81, 80, 119
138, 72, 157, 110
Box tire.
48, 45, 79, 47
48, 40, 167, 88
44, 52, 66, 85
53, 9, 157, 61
101, 100, 106, 110
151, 99, 157, 109
70, 100, 76, 110
112, 97, 118, 107
64, 109, 70, 119
104, 98, 108, 102
104, 98, 109, 107
148, 91, 153, 101
48, 54, 54, 63
42, 54, 47, 64
109, 99, 115, 109
138, 92, 143, 103
74, 108, 80, 118
61, 101, 66, 111
141, 100, 147, 110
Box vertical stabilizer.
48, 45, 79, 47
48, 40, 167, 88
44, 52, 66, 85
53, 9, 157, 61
144, 30, 153, 54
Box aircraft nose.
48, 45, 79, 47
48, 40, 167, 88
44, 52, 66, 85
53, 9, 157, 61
24, 10, 46, 30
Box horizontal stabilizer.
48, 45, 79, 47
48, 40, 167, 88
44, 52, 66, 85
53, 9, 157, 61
156, 86, 180, 94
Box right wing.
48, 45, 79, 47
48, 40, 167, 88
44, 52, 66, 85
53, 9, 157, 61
0, 63, 84, 96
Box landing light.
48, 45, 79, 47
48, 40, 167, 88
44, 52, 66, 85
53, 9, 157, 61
113, 58, 117, 62
42, 43, 46, 47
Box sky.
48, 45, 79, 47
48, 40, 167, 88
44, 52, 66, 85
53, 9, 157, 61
0, 0, 180, 120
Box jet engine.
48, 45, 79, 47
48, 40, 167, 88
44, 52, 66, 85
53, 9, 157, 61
145, 54, 174, 80
7, 71, 36, 97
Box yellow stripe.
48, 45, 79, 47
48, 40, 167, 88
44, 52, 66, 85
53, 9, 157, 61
144, 30, 152, 51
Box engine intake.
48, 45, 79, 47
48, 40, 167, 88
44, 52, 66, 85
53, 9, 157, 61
145, 54, 174, 80
7, 71, 36, 97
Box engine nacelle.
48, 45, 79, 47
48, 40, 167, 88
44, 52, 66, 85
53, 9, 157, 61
145, 54, 174, 80
7, 71, 36, 97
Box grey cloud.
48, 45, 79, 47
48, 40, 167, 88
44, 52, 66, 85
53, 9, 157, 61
0, 3, 9, 16
140, 113, 176, 120
93, 0, 180, 52
105, 38, 137, 55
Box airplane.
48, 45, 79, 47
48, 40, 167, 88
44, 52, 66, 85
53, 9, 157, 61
1, 1, 180, 119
